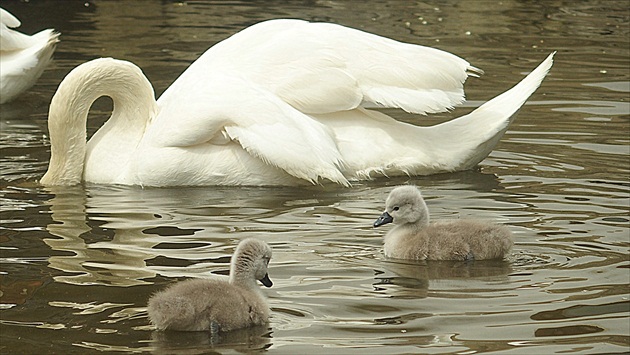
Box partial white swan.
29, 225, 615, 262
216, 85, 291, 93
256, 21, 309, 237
0, 7, 59, 104
40, 19, 555, 187
147, 238, 273, 332
374, 185, 513, 261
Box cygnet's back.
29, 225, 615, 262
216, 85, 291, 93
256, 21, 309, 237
147, 238, 273, 332
374, 185, 513, 261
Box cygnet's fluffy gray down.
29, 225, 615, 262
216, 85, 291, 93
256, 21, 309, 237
374, 185, 513, 261
147, 238, 273, 332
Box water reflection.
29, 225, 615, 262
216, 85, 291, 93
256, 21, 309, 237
532, 301, 630, 321
376, 259, 512, 291
0, 164, 625, 353
1, 0, 629, 353
45, 186, 160, 286
42, 185, 257, 285
534, 324, 603, 337
39, 171, 508, 287
151, 326, 272, 354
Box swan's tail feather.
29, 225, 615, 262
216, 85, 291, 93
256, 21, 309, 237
430, 52, 555, 170
467, 65, 484, 78
0, 29, 59, 104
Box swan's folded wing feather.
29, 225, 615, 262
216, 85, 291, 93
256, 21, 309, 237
223, 121, 348, 185
0, 8, 37, 52
154, 75, 349, 185
1, 30, 58, 77
0, 8, 20, 29
194, 19, 476, 115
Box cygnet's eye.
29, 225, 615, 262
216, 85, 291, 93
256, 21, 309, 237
392, 206, 400, 211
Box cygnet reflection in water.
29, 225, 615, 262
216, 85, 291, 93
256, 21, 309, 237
150, 325, 271, 353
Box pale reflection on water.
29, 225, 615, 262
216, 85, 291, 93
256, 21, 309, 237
1, 0, 629, 354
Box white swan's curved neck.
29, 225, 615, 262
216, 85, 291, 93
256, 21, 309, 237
41, 58, 157, 185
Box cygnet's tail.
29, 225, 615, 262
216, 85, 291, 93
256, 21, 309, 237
429, 52, 555, 170
147, 294, 195, 331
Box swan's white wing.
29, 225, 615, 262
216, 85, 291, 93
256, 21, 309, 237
0, 8, 20, 28
149, 19, 482, 185
0, 28, 59, 104
153, 73, 348, 185
0, 7, 59, 104
0, 7, 34, 51
169, 19, 478, 116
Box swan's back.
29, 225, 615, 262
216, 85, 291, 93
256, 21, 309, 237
147, 278, 269, 332
160, 19, 476, 116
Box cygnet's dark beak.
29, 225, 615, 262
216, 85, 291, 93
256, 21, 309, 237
259, 273, 273, 288
374, 211, 393, 227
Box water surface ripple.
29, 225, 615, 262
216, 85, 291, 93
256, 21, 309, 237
1, 1, 628, 354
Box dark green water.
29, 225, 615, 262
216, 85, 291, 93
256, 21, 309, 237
1, 1, 628, 353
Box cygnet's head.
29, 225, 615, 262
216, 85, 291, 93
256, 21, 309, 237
374, 185, 430, 228
230, 238, 273, 288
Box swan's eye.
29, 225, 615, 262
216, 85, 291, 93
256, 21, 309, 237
393, 206, 400, 211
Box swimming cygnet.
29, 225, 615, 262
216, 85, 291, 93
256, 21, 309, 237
147, 238, 273, 332
374, 185, 513, 261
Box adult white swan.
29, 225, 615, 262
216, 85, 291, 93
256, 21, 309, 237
0, 7, 59, 104
41, 19, 554, 187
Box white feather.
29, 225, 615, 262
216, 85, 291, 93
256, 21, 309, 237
0, 7, 59, 104
40, 19, 554, 187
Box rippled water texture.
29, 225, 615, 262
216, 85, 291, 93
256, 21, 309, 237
1, 1, 629, 354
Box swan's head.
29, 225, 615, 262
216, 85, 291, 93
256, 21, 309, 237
230, 238, 273, 288
374, 185, 430, 228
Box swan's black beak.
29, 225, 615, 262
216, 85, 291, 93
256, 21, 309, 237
259, 273, 273, 288
374, 211, 393, 227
